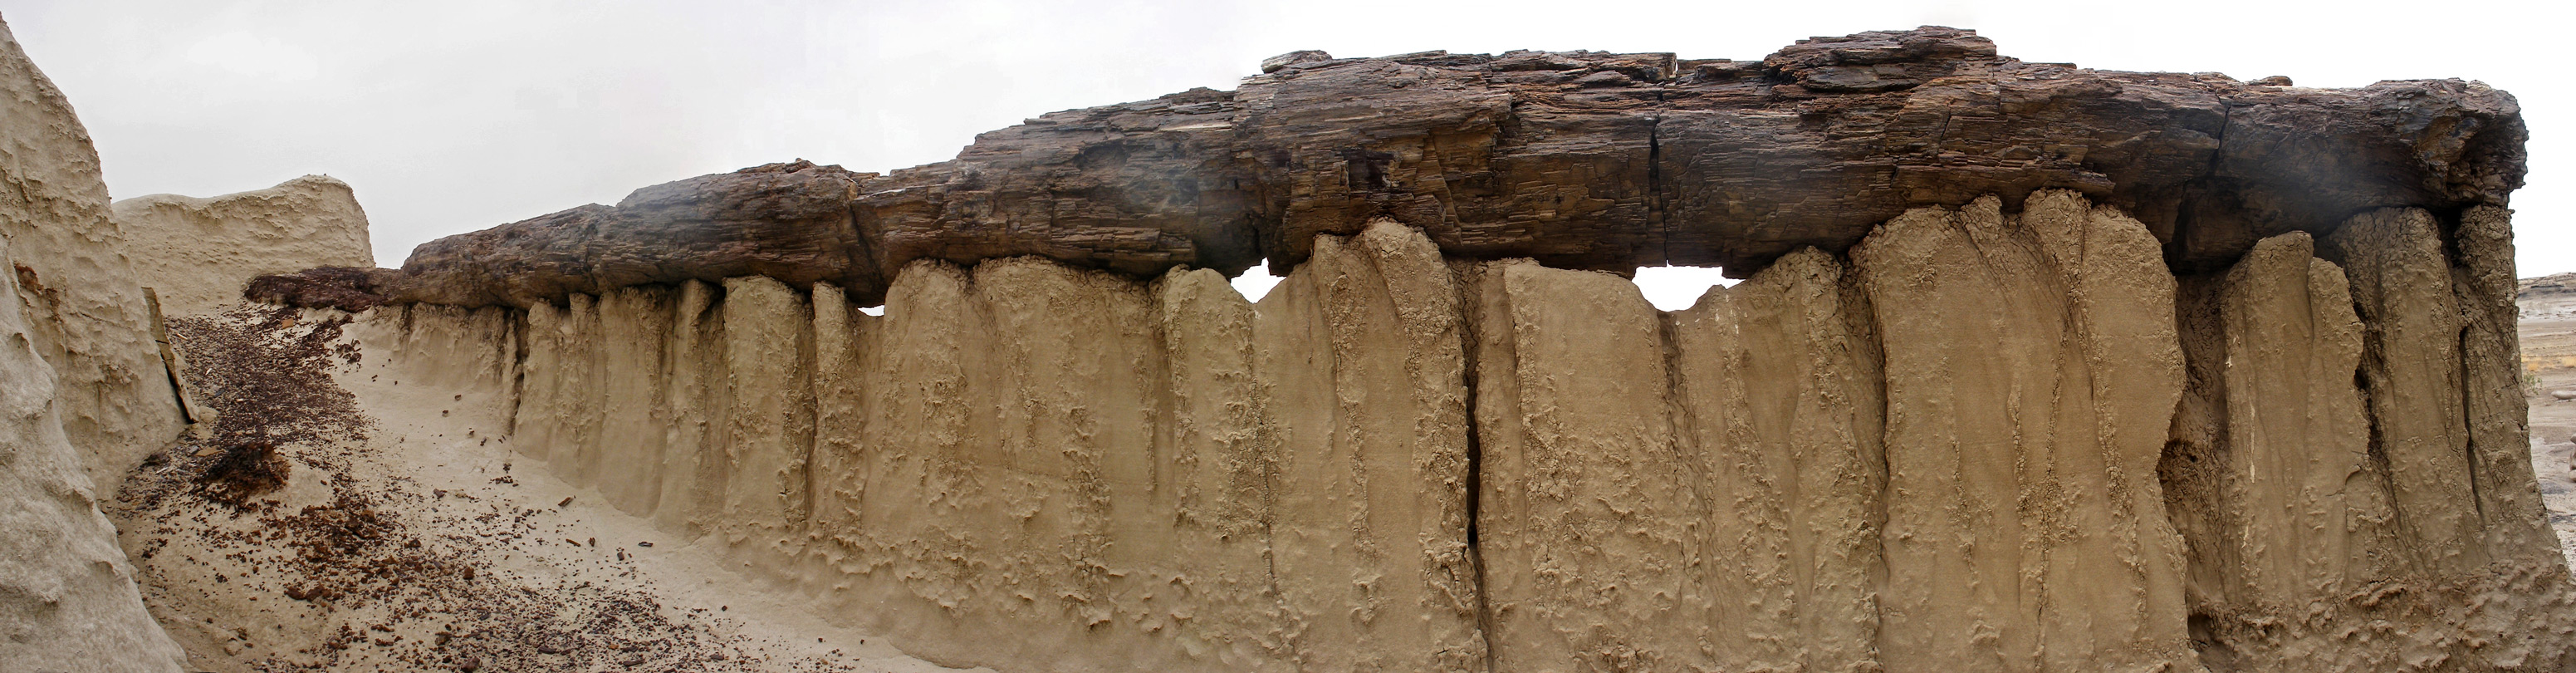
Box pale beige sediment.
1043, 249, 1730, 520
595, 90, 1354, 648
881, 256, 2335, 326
1148, 267, 1286, 666
1850, 192, 2193, 671
717, 276, 813, 543
1260, 222, 1484, 671
2167, 210, 2576, 671
2214, 233, 2373, 608
111, 175, 375, 317
657, 279, 726, 533
0, 235, 188, 672
0, 17, 184, 492
1466, 258, 1705, 671
595, 285, 675, 516
510, 298, 580, 469
1462, 248, 1891, 671
804, 281, 864, 543
1667, 246, 1884, 673
2456, 206, 2559, 562
2319, 209, 2486, 574
0, 16, 188, 671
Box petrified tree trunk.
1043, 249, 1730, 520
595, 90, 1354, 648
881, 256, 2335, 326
344, 27, 2524, 313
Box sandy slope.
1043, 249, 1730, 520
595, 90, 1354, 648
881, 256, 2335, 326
111, 304, 977, 672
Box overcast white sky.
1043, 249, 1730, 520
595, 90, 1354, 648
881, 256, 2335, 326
6, 0, 2564, 308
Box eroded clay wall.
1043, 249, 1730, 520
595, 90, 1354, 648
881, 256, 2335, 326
2156, 212, 2576, 671
370, 190, 2576, 672
0, 17, 184, 489
0, 15, 189, 673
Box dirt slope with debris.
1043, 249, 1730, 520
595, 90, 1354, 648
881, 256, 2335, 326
112, 303, 978, 672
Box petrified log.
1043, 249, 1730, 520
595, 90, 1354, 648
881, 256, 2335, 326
359, 26, 2523, 308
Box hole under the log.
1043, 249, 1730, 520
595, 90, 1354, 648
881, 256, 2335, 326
1633, 265, 1734, 311
1231, 259, 1284, 302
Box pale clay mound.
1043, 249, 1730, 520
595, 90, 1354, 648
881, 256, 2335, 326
12, 14, 2576, 673
113, 175, 375, 317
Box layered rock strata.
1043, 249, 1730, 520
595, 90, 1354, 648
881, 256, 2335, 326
358, 26, 2525, 310
0, 15, 190, 673
349, 188, 2576, 671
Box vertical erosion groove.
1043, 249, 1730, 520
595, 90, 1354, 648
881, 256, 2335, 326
2459, 325, 2490, 523
1449, 258, 1497, 673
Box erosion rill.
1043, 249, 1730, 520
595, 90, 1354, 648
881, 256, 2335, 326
7, 18, 2574, 673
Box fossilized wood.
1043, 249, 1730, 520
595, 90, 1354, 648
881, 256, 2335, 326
352, 26, 2525, 310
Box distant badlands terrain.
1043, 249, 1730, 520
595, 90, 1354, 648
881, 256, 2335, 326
7, 16, 2576, 673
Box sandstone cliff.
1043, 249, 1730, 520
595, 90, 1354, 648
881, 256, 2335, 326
0, 15, 189, 673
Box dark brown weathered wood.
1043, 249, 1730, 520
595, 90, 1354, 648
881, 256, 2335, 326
364, 27, 2524, 307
